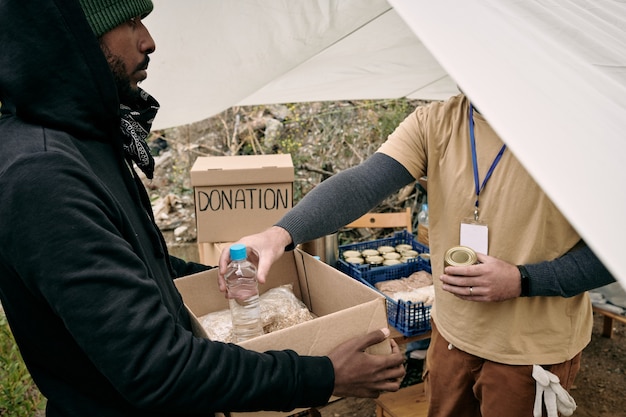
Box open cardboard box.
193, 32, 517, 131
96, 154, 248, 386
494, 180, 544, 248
174, 249, 390, 417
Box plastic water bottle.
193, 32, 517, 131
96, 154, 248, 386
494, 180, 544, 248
417, 203, 429, 247
225, 243, 264, 342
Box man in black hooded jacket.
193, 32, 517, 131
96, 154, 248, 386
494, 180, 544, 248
0, 1, 405, 416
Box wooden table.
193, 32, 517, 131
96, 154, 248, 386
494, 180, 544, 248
375, 382, 428, 417
389, 326, 431, 345
593, 305, 626, 338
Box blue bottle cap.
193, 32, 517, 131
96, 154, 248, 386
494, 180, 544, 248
230, 243, 247, 261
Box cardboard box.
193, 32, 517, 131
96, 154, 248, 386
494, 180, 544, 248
174, 249, 390, 417
197, 241, 233, 266
191, 154, 294, 243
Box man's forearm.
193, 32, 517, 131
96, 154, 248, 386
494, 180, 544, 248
524, 242, 615, 297
276, 153, 415, 248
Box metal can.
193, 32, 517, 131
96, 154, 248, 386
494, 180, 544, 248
342, 250, 362, 259
444, 246, 478, 267
401, 249, 419, 259
383, 251, 401, 260
395, 244, 413, 253
345, 257, 364, 265
365, 255, 384, 267
301, 233, 338, 266
361, 249, 380, 257
377, 245, 395, 254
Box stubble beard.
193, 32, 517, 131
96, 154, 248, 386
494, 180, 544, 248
99, 41, 142, 104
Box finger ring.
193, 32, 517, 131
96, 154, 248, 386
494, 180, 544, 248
469, 286, 473, 296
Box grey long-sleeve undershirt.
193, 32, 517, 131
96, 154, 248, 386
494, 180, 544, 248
276, 153, 615, 298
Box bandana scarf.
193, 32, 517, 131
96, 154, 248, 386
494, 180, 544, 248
119, 88, 160, 179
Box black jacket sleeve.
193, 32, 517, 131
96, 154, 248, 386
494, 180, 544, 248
169, 255, 214, 277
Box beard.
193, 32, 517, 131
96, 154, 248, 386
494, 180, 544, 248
98, 41, 145, 104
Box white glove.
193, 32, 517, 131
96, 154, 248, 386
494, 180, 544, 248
532, 365, 577, 417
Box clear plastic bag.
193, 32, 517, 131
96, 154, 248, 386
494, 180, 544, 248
198, 284, 316, 343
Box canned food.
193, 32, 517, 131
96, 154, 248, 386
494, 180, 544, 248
401, 249, 419, 258
395, 244, 413, 253
383, 259, 402, 266
377, 245, 395, 254
345, 257, 364, 265
444, 246, 478, 267
361, 249, 380, 257
383, 252, 401, 260
365, 255, 384, 266
342, 250, 362, 259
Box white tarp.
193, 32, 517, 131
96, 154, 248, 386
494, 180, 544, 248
142, 0, 626, 287
143, 0, 457, 127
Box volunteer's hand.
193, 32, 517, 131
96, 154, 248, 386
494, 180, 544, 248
328, 328, 405, 398
440, 253, 522, 302
217, 226, 292, 292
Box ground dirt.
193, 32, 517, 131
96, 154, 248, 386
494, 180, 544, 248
154, 100, 625, 417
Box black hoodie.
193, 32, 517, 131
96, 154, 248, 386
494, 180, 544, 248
0, 1, 333, 415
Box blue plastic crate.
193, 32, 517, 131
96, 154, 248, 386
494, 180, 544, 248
380, 267, 432, 337
336, 230, 429, 286
357, 261, 432, 337
336, 231, 432, 337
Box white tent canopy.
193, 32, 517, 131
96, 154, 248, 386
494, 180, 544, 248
144, 0, 458, 126
143, 0, 626, 287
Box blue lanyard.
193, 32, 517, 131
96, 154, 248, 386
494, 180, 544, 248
469, 104, 506, 220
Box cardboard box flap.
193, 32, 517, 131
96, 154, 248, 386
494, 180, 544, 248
239, 299, 388, 355
191, 154, 294, 186
292, 251, 385, 316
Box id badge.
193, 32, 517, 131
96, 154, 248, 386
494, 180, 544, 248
460, 219, 488, 255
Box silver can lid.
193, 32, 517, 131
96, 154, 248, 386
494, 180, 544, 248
444, 246, 478, 267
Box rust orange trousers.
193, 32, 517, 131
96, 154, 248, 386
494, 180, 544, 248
423, 321, 581, 417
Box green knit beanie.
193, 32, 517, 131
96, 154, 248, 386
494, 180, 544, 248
79, 0, 154, 37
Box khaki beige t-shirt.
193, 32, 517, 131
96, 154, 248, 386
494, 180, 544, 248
378, 94, 591, 364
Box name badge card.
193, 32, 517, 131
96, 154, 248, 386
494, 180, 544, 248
460, 220, 488, 255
